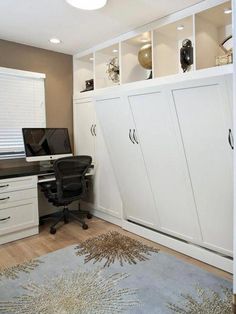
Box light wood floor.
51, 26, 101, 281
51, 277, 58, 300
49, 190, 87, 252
0, 217, 232, 281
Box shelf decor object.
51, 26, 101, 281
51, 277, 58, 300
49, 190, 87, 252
138, 44, 152, 79
180, 39, 194, 72
81, 79, 94, 93
106, 57, 120, 83
216, 35, 233, 66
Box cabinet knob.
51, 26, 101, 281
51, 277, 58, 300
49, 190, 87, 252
0, 216, 11, 222
0, 184, 9, 188
228, 129, 234, 150
129, 129, 135, 144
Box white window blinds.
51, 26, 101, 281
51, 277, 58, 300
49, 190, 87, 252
0, 68, 46, 159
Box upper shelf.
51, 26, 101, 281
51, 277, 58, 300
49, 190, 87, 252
73, 0, 232, 95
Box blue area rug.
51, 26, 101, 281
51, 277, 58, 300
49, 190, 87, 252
0, 231, 232, 313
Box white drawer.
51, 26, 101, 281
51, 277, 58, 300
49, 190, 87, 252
0, 199, 38, 236
0, 176, 37, 194
0, 188, 37, 209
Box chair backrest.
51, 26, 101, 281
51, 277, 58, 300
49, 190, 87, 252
53, 155, 92, 203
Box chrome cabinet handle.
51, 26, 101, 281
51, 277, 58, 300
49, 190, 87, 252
90, 124, 94, 136
0, 197, 10, 201
228, 129, 234, 150
93, 124, 97, 136
129, 129, 135, 144
0, 216, 10, 222
133, 129, 139, 144
0, 184, 9, 188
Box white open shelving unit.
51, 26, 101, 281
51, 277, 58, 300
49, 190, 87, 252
73, 0, 232, 96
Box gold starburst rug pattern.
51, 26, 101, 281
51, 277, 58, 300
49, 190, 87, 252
0, 259, 43, 280
168, 286, 232, 313
75, 231, 159, 267
0, 268, 139, 314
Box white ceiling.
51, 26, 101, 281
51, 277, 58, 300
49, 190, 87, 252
0, 0, 205, 55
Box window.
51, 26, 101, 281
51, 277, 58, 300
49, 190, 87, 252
0, 67, 46, 159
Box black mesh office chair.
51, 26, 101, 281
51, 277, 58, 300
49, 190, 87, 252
40, 156, 92, 234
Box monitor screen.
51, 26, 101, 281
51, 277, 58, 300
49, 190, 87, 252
22, 128, 72, 160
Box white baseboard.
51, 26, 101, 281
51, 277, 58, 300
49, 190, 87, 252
92, 209, 122, 227
122, 220, 233, 273
0, 226, 39, 245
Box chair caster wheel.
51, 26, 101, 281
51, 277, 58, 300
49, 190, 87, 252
50, 227, 56, 234
87, 213, 92, 219
82, 223, 88, 230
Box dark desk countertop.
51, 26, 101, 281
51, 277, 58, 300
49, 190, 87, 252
0, 166, 54, 180
0, 164, 95, 180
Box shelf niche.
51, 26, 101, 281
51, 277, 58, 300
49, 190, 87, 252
153, 16, 194, 78
74, 53, 94, 94
95, 44, 120, 89
121, 32, 152, 84
195, 1, 232, 70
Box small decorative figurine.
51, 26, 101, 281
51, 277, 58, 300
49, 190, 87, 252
81, 79, 94, 93
216, 35, 233, 66
107, 57, 120, 83
180, 39, 193, 73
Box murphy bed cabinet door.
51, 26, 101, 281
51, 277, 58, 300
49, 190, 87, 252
129, 88, 202, 242
95, 96, 159, 229
93, 119, 123, 218
73, 99, 95, 161
172, 76, 233, 255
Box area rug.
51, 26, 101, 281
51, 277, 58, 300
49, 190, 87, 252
0, 231, 232, 313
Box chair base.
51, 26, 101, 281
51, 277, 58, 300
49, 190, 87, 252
40, 207, 92, 234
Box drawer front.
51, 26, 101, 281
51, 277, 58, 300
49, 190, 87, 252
0, 189, 37, 209
0, 176, 37, 194
0, 199, 38, 235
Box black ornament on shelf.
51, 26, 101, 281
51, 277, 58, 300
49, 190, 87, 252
180, 39, 193, 73
81, 79, 94, 93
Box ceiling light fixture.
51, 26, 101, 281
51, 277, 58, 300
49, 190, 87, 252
141, 38, 149, 43
49, 38, 61, 44
177, 25, 184, 31
66, 0, 107, 10
224, 8, 232, 14
89, 57, 94, 61
113, 49, 118, 53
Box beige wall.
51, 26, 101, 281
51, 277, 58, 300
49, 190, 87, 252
0, 39, 73, 168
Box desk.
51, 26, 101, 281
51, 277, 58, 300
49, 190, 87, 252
0, 165, 94, 245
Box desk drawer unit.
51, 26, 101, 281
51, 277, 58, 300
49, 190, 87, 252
0, 176, 39, 245
0, 176, 37, 193
0, 189, 37, 208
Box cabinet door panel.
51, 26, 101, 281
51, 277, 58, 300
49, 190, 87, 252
129, 90, 202, 242
95, 96, 159, 228
74, 100, 95, 160
94, 120, 122, 218
172, 78, 233, 254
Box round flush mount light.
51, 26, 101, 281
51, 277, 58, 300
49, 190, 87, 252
177, 25, 184, 31
224, 8, 232, 14
66, 0, 107, 10
112, 49, 118, 53
49, 38, 61, 44
140, 38, 149, 43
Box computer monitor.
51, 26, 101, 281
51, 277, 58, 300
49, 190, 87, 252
22, 128, 73, 162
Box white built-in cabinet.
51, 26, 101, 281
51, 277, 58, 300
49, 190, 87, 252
94, 73, 233, 256
95, 97, 159, 229
128, 89, 202, 242
171, 76, 233, 255
73, 98, 122, 219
